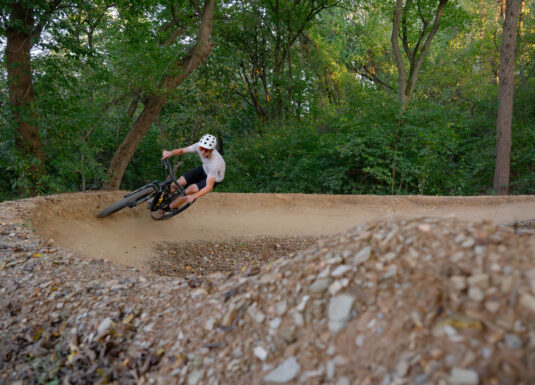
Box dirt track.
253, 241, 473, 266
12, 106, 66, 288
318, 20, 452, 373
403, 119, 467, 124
25, 192, 535, 267
3, 192, 535, 384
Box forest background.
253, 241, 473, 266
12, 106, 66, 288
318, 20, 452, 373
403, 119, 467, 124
1, 0, 534, 201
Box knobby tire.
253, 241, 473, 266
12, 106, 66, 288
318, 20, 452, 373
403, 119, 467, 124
97, 187, 155, 218
152, 200, 192, 220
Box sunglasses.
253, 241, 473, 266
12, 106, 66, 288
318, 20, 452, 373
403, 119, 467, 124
199, 147, 212, 153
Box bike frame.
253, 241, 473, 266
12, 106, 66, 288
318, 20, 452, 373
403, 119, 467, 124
97, 158, 192, 220
124, 159, 188, 211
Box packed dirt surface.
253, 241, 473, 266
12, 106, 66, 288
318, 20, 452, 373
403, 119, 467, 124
26, 192, 535, 268
2, 192, 535, 385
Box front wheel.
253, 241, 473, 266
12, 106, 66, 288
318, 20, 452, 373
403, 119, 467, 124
97, 187, 155, 218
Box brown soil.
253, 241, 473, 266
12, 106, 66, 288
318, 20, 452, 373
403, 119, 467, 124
26, 192, 535, 269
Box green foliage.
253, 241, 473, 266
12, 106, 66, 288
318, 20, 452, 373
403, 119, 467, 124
225, 89, 473, 195
1, 0, 535, 201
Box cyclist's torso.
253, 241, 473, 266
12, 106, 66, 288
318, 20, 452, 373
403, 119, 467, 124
187, 142, 226, 182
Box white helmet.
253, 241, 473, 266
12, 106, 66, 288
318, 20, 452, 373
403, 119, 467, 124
199, 134, 217, 150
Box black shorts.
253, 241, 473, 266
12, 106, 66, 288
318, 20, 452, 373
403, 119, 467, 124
183, 166, 221, 190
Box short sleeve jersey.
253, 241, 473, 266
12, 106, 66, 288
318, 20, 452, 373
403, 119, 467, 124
187, 142, 226, 183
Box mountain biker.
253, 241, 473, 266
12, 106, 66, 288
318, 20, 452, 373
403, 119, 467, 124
151, 134, 225, 219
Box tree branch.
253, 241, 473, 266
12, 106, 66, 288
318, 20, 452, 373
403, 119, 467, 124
401, 0, 414, 61
407, 0, 448, 98
32, 0, 63, 40
348, 63, 395, 92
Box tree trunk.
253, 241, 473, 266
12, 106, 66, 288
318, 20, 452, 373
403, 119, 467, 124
391, 0, 409, 110
391, 0, 448, 112
5, 3, 45, 195
105, 96, 167, 189
103, 0, 215, 190
405, 0, 448, 103
493, 0, 521, 195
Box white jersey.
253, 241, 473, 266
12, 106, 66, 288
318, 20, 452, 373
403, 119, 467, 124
187, 142, 226, 182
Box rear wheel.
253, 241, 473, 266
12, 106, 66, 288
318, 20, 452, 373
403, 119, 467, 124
152, 201, 193, 220
97, 187, 155, 218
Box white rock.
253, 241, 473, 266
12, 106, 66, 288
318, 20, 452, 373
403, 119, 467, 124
300, 368, 324, 382
326, 256, 343, 265
461, 238, 476, 248
97, 317, 113, 338
261, 273, 278, 284
326, 360, 335, 379
504, 334, 523, 350
454, 234, 465, 243
481, 347, 493, 359
331, 265, 352, 277
254, 346, 268, 361
500, 275, 515, 293
474, 245, 486, 256
247, 305, 266, 324
520, 293, 535, 314
490, 263, 501, 272
448, 367, 479, 385
352, 246, 371, 266
484, 300, 500, 313
204, 317, 216, 331
144, 323, 154, 332
382, 265, 397, 279
293, 312, 304, 326
318, 266, 331, 278
328, 294, 355, 333
395, 358, 409, 377
418, 224, 431, 232
270, 317, 282, 330
328, 280, 343, 296
451, 276, 467, 291
309, 278, 331, 292
187, 370, 204, 385
264, 357, 300, 384
467, 274, 489, 289
296, 295, 310, 312
468, 287, 484, 302
276, 301, 288, 316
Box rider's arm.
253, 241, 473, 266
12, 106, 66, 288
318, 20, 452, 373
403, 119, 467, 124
190, 177, 215, 201
162, 147, 190, 159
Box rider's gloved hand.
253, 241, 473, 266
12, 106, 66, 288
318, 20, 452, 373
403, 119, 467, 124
162, 150, 172, 160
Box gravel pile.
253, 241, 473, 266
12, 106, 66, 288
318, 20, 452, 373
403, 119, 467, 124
1, 211, 535, 385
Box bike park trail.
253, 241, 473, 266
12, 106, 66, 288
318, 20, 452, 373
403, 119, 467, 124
11, 192, 535, 268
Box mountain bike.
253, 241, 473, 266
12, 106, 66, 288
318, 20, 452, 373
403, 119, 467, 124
96, 159, 192, 220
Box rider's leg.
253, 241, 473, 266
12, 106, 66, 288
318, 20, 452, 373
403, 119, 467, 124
169, 184, 199, 209
170, 176, 187, 193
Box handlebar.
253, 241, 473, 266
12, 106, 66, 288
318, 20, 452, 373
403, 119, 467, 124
163, 158, 179, 187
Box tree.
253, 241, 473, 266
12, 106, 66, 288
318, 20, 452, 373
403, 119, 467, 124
493, 0, 522, 195
103, 0, 216, 190
217, 0, 339, 122
391, 0, 449, 111
1, 1, 63, 194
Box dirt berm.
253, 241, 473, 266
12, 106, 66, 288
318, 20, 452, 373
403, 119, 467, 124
1, 192, 535, 384
26, 192, 535, 266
